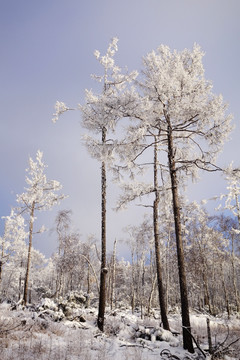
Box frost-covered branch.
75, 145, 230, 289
52, 101, 75, 123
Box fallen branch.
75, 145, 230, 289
182, 326, 206, 358
0, 319, 32, 335
205, 318, 240, 359
160, 349, 181, 359
213, 337, 240, 358
120, 341, 153, 351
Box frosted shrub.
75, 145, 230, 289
104, 316, 124, 336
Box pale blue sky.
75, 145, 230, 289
0, 0, 239, 258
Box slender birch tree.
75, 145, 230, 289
16, 150, 65, 305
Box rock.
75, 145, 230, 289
79, 315, 86, 322
67, 291, 87, 305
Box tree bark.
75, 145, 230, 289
166, 117, 194, 353
0, 225, 7, 284
153, 136, 170, 330
131, 251, 135, 314
198, 245, 212, 314
147, 273, 157, 316
230, 233, 240, 312
110, 239, 117, 310
23, 202, 35, 305
18, 273, 22, 301
201, 266, 212, 314
220, 263, 230, 319
97, 127, 108, 331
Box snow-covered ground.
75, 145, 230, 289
0, 300, 239, 360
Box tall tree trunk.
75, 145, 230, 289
140, 256, 145, 319
18, 273, 22, 301
131, 251, 135, 314
147, 273, 157, 316
166, 118, 194, 353
153, 136, 170, 330
201, 267, 212, 314
198, 246, 212, 314
165, 226, 171, 313
87, 261, 91, 294
23, 202, 35, 305
0, 226, 6, 284
230, 234, 240, 312
110, 239, 117, 310
0, 261, 2, 284
220, 263, 230, 319
97, 127, 108, 331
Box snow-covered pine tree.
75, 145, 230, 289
78, 38, 136, 331
16, 150, 65, 305
109, 43, 233, 353
53, 38, 137, 331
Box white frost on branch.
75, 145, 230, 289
2, 210, 27, 241
1, 209, 28, 256
116, 181, 154, 210
222, 163, 240, 220
17, 150, 66, 214
80, 38, 138, 137
52, 101, 71, 123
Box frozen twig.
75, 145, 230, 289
182, 326, 206, 358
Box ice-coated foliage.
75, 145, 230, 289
80, 38, 138, 164
0, 210, 28, 299
222, 164, 240, 222
52, 101, 71, 123
0, 209, 48, 302
213, 164, 240, 236
2, 209, 27, 254
184, 201, 229, 254
116, 181, 154, 210
111, 43, 233, 180
16, 150, 65, 214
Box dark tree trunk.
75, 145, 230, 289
0, 261, 2, 283
166, 117, 194, 353
18, 273, 22, 301
87, 261, 91, 294
110, 239, 117, 310
153, 137, 170, 330
23, 202, 35, 305
230, 234, 240, 312
0, 228, 6, 283
97, 127, 108, 331
131, 251, 135, 314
